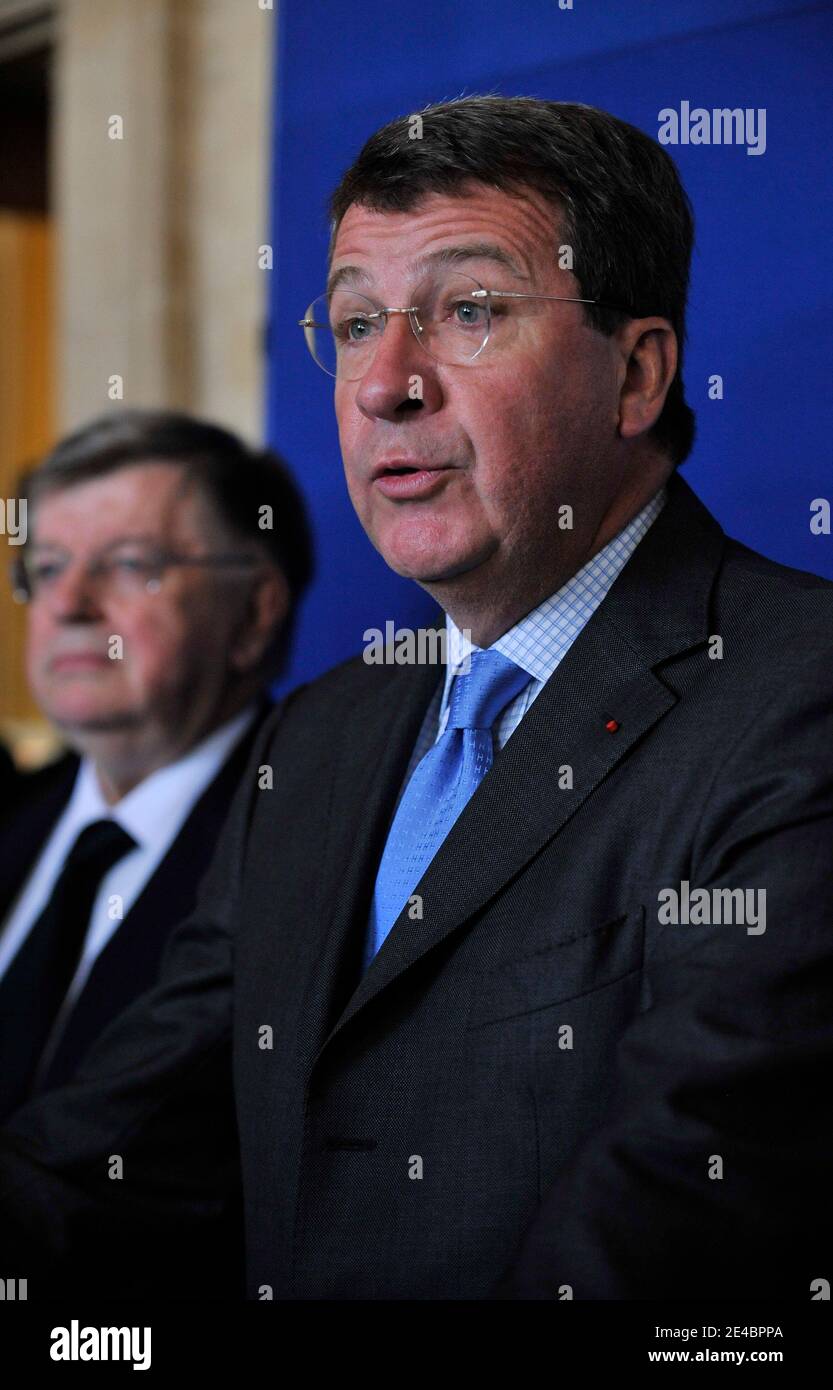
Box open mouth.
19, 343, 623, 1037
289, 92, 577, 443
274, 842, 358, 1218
376, 461, 438, 476
374, 459, 451, 479
373, 464, 454, 498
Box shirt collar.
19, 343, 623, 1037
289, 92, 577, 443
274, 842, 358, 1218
64, 702, 259, 852
440, 485, 667, 713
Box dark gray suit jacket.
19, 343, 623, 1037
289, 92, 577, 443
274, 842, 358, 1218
1, 473, 832, 1300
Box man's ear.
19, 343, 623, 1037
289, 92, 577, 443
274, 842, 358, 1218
614, 317, 678, 441
229, 567, 291, 674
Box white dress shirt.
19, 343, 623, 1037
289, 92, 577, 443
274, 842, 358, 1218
0, 704, 259, 1038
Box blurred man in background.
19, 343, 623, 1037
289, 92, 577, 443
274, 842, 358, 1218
0, 408, 312, 1126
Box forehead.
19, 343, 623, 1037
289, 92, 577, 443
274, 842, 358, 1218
330, 183, 563, 288
32, 462, 210, 542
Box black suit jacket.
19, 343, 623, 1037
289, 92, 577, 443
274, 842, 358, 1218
0, 744, 18, 810
0, 706, 272, 1299
1, 475, 831, 1300
0, 704, 272, 1105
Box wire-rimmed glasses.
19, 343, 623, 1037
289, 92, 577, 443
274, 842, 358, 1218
299, 270, 629, 379
10, 543, 263, 604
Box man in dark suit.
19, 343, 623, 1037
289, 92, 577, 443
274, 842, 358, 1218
0, 409, 312, 1123
1, 97, 831, 1302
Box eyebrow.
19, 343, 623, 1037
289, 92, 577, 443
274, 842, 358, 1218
326, 241, 530, 297
29, 533, 167, 553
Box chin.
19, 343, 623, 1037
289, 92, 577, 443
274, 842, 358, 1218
382, 553, 464, 584
381, 537, 493, 587
46, 700, 140, 734
375, 519, 484, 582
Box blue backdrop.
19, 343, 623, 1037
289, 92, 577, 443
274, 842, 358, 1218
266, 0, 833, 693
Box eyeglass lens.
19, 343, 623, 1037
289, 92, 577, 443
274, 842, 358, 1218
303, 271, 491, 379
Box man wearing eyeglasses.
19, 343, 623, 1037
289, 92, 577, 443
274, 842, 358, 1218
1, 96, 832, 1303
0, 409, 311, 1149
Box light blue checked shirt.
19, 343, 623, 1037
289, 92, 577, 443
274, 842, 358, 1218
401, 486, 667, 787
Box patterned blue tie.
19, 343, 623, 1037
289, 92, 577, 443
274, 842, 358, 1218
365, 649, 530, 968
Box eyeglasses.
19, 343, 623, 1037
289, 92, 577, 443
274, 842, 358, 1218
299, 270, 629, 380
10, 543, 263, 604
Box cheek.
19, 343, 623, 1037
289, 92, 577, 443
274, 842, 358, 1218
337, 412, 366, 497
118, 611, 192, 686
335, 389, 357, 451
342, 458, 365, 518
471, 355, 556, 434
26, 614, 51, 673
462, 351, 600, 492
455, 378, 561, 514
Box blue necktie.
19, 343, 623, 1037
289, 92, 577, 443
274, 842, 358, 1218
365, 649, 530, 968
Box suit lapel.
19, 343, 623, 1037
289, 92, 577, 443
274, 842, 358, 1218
294, 654, 444, 1059
321, 475, 725, 1049
39, 703, 274, 1088
0, 755, 77, 922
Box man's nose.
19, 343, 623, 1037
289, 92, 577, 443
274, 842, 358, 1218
354, 312, 443, 421
45, 563, 105, 620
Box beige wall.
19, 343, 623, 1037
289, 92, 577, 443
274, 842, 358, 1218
54, 0, 273, 438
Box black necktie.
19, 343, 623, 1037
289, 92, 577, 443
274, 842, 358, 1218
0, 818, 136, 1119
